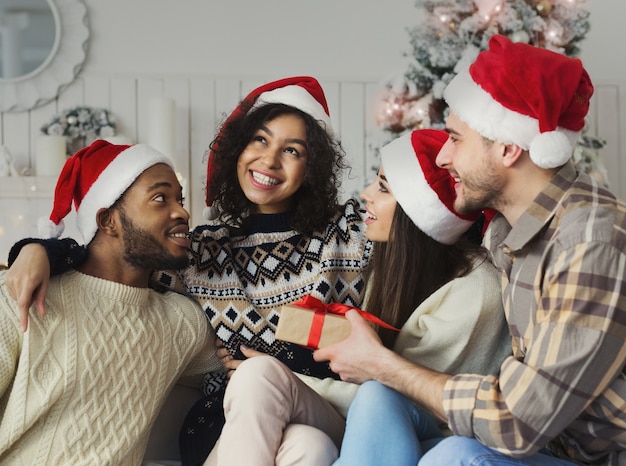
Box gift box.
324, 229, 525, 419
275, 295, 400, 350
275, 303, 352, 350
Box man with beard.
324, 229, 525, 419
0, 140, 220, 465
315, 35, 626, 465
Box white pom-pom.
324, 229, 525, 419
203, 204, 219, 221
529, 131, 573, 169
38, 217, 64, 238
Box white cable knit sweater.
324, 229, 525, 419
0, 270, 220, 466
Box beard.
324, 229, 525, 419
119, 210, 189, 271
455, 155, 504, 214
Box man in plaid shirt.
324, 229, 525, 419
316, 35, 626, 465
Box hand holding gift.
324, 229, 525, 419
275, 294, 399, 350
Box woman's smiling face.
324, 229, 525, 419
359, 165, 397, 242
237, 113, 308, 214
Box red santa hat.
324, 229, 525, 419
38, 139, 174, 244
203, 76, 333, 220
444, 34, 594, 169
381, 129, 480, 245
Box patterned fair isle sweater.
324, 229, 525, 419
155, 199, 372, 387
0, 270, 221, 466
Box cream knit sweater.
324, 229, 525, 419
297, 258, 511, 417
0, 270, 220, 465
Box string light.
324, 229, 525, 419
371, 0, 604, 186
375, 1, 590, 131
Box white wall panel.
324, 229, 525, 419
189, 78, 217, 227
364, 82, 387, 187
136, 77, 165, 151
2, 111, 30, 173
109, 77, 138, 142
589, 83, 625, 199
164, 78, 192, 177
83, 77, 111, 109
339, 82, 366, 201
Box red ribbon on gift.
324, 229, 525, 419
292, 294, 400, 349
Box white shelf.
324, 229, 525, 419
0, 176, 57, 198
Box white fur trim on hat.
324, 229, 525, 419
381, 136, 473, 245
38, 217, 65, 239
203, 204, 219, 221
77, 144, 174, 244
252, 85, 334, 136
444, 68, 580, 169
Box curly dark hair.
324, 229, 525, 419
206, 103, 348, 234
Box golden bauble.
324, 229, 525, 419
535, 0, 553, 17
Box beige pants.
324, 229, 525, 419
204, 356, 345, 466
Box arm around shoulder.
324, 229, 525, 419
8, 237, 85, 275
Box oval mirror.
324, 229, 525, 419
0, 0, 89, 112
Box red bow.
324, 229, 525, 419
292, 295, 400, 349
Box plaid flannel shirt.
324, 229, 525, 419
443, 162, 626, 465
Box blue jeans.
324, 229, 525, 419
419, 437, 579, 465
334, 380, 444, 466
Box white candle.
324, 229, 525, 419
147, 97, 176, 159
35, 135, 67, 177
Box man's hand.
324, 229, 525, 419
314, 309, 450, 421
313, 309, 391, 384
5, 243, 51, 332
215, 339, 265, 380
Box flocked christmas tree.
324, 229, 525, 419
374, 0, 609, 186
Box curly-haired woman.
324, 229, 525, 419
209, 129, 509, 466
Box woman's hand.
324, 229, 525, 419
5, 243, 51, 332
215, 339, 266, 380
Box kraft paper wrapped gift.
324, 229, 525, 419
275, 303, 351, 350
